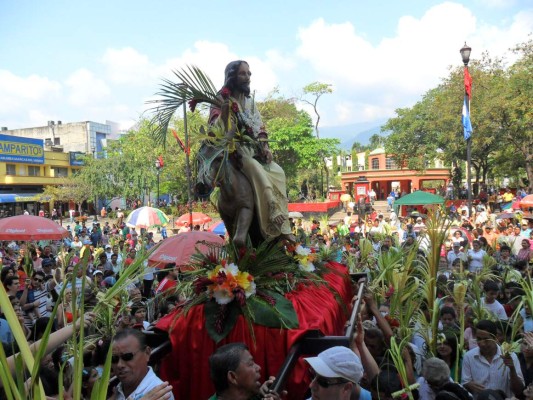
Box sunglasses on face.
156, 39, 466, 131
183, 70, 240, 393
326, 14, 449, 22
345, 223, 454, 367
308, 369, 348, 389
33, 278, 44, 283
111, 348, 144, 364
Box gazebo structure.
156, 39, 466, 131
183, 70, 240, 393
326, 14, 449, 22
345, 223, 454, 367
340, 148, 450, 200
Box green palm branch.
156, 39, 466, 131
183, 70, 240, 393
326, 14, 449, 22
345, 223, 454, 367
147, 65, 222, 146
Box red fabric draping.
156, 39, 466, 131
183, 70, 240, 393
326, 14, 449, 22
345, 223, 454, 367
156, 261, 353, 400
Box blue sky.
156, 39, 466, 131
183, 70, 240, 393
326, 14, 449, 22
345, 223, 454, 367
1, 0, 531, 132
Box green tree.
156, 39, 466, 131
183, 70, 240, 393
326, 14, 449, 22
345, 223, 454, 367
301, 82, 333, 139
383, 41, 532, 190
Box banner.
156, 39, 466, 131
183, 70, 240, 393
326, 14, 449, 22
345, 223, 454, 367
69, 151, 85, 166
0, 134, 44, 164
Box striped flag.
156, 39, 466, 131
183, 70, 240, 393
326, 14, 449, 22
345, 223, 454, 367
462, 96, 473, 140
464, 67, 472, 99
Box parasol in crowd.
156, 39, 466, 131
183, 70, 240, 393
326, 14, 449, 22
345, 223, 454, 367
340, 193, 352, 202
125, 206, 170, 228
207, 221, 227, 236
0, 215, 69, 240
495, 212, 518, 220
520, 194, 533, 209
147, 231, 225, 268
288, 211, 304, 219
175, 212, 212, 227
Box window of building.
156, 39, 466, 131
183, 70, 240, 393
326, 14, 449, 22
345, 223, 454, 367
53, 167, 68, 177
6, 164, 16, 175
371, 158, 379, 170
28, 166, 41, 176
54, 137, 61, 145
385, 157, 396, 170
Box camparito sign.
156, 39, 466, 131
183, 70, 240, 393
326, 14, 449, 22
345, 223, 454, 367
0, 134, 44, 164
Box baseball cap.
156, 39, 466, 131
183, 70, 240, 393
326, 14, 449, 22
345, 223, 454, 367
105, 245, 112, 249
453, 242, 461, 247
304, 346, 364, 384
93, 270, 103, 276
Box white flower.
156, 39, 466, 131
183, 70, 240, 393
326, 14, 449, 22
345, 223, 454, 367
225, 262, 239, 276
298, 261, 316, 272
295, 245, 310, 256
212, 288, 234, 305
295, 245, 315, 272
245, 281, 257, 298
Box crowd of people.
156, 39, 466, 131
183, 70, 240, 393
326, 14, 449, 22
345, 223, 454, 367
0, 218, 184, 399
1, 185, 532, 399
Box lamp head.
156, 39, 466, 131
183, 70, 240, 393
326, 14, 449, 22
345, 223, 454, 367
460, 42, 472, 66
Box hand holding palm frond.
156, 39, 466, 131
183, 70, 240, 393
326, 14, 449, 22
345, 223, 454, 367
147, 65, 222, 146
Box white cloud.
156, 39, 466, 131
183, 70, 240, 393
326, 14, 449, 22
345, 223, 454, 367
101, 47, 154, 85
0, 70, 61, 112
295, 2, 533, 127
65, 68, 111, 106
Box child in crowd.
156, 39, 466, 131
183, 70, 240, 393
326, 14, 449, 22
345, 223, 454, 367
481, 280, 508, 321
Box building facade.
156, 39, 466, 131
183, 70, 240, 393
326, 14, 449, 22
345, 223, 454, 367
0, 133, 83, 217
341, 148, 450, 199
1, 120, 115, 155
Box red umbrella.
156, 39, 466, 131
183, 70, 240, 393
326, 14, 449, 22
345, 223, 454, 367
175, 212, 212, 227
0, 215, 69, 240
147, 231, 224, 268
520, 194, 533, 209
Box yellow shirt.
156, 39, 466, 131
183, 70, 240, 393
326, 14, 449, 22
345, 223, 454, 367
502, 192, 514, 202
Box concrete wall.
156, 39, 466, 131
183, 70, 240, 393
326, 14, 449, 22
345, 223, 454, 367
3, 121, 112, 154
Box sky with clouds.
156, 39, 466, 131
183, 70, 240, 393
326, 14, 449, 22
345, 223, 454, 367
0, 0, 531, 132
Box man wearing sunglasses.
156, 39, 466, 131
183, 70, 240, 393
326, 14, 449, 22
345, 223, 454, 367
111, 328, 174, 400
304, 346, 369, 400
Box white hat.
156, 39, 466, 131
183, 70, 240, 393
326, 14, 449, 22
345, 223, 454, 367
304, 346, 364, 384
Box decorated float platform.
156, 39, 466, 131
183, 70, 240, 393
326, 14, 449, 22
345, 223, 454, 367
155, 260, 354, 400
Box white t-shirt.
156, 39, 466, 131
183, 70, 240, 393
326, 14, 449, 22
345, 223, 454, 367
482, 298, 508, 320
467, 249, 486, 272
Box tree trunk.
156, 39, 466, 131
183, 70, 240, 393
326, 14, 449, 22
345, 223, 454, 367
525, 158, 533, 193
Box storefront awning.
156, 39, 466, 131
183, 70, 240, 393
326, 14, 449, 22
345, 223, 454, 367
0, 193, 45, 203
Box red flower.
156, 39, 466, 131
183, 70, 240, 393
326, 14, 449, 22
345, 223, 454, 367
216, 270, 227, 285
233, 288, 246, 306
221, 87, 231, 99
238, 247, 247, 260
188, 99, 198, 112
385, 284, 394, 298
193, 277, 213, 294
231, 102, 239, 113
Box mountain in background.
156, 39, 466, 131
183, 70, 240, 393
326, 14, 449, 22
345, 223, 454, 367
319, 119, 388, 150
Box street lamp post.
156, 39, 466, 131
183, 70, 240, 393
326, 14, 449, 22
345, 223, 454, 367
155, 159, 162, 232
460, 42, 472, 216
155, 159, 162, 208
91, 146, 98, 221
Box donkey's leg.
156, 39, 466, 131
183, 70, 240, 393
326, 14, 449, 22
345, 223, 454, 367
232, 205, 253, 249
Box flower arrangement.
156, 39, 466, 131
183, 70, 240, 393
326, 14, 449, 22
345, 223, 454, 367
173, 239, 332, 343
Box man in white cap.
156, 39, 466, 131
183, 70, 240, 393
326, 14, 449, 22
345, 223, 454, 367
305, 346, 370, 400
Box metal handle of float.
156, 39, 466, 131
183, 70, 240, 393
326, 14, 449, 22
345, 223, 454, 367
271, 281, 365, 395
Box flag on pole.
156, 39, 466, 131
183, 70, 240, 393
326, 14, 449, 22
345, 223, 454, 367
172, 129, 186, 152
462, 95, 473, 140
464, 67, 472, 99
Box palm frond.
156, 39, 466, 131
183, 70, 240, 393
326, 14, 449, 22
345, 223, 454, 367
147, 65, 222, 146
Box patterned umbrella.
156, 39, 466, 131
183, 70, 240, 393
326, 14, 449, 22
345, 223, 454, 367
175, 212, 212, 227
125, 206, 170, 228
0, 215, 69, 240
